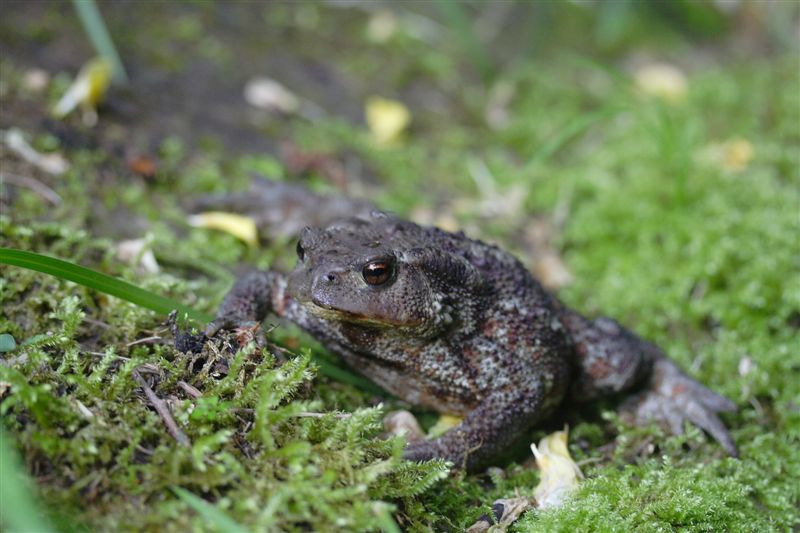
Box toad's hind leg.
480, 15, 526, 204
560, 308, 737, 456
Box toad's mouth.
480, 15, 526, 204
310, 297, 368, 320
307, 296, 421, 328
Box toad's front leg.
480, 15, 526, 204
403, 381, 561, 472
175, 270, 283, 352
205, 270, 289, 337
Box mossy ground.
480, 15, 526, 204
1, 2, 799, 531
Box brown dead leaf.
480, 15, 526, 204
128, 155, 158, 178
280, 142, 346, 189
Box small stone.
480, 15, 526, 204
738, 356, 754, 377
383, 410, 425, 442
22, 68, 50, 92
244, 77, 300, 114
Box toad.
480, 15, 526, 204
197, 179, 737, 470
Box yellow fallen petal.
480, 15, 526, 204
434, 214, 460, 234
720, 137, 754, 172
366, 96, 411, 145
53, 57, 112, 120
534, 252, 573, 290
187, 212, 259, 248
366, 9, 397, 44
634, 63, 687, 103
426, 414, 462, 439
700, 137, 756, 173
84, 57, 113, 108
531, 427, 583, 509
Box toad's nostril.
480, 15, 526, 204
316, 269, 344, 286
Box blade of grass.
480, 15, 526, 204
172, 487, 248, 533
72, 0, 128, 84
376, 507, 402, 533
0, 248, 211, 322
0, 428, 56, 533
525, 104, 619, 171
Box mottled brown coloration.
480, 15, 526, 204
201, 180, 738, 470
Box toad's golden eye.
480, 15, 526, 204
296, 241, 305, 261
362, 260, 393, 286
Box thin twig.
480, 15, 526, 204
126, 335, 162, 347
224, 409, 352, 420
1, 172, 62, 205
133, 369, 190, 447
266, 342, 294, 358
82, 317, 110, 329
85, 351, 131, 361
576, 456, 604, 467
74, 399, 94, 419
177, 380, 202, 399
135, 444, 155, 456
748, 396, 765, 419
294, 411, 352, 419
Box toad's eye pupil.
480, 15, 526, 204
362, 261, 392, 286
296, 241, 305, 261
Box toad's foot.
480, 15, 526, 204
193, 269, 283, 348
621, 357, 738, 456
174, 319, 266, 354
210, 319, 267, 347
402, 436, 479, 470
403, 439, 443, 463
